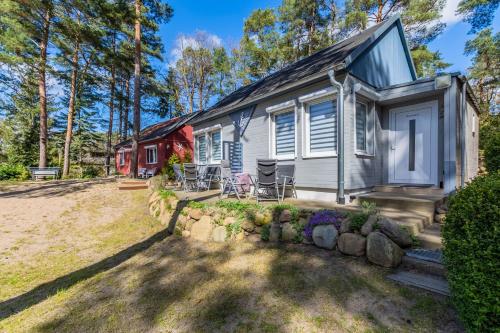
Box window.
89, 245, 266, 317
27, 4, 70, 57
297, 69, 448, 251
196, 134, 207, 163
145, 145, 157, 164
119, 151, 125, 166
355, 101, 375, 156
273, 110, 295, 159
356, 102, 367, 152
302, 99, 337, 157
210, 131, 221, 162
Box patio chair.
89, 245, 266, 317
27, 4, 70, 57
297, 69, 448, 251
183, 163, 200, 191
146, 167, 157, 178
277, 164, 297, 201
138, 168, 147, 179
255, 159, 280, 203
219, 160, 246, 200
173, 164, 185, 189
204, 165, 221, 189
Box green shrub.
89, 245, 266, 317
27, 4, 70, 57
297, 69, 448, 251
183, 150, 192, 163
484, 131, 500, 172
82, 165, 101, 178
261, 224, 271, 241
159, 189, 176, 199
187, 200, 208, 210
0, 163, 29, 181
348, 212, 369, 232
443, 172, 500, 332
166, 153, 181, 180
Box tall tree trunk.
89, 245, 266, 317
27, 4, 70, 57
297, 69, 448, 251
62, 42, 80, 177
106, 35, 116, 176
130, 0, 141, 178
188, 92, 194, 113
198, 85, 203, 112
38, 8, 51, 168
124, 76, 130, 139
118, 77, 124, 142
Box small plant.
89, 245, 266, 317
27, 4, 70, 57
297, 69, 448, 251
159, 189, 176, 199
82, 165, 101, 178
0, 163, 29, 181
226, 219, 242, 238
187, 201, 208, 210
348, 212, 368, 232
270, 203, 299, 224
360, 200, 377, 215
183, 150, 192, 163
166, 153, 181, 180
303, 210, 345, 240
261, 224, 271, 241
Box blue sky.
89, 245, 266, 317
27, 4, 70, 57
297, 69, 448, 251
158, 0, 500, 74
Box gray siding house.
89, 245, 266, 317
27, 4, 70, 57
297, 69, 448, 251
188, 15, 480, 204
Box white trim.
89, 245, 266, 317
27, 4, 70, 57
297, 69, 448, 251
194, 126, 223, 164
119, 151, 125, 166
354, 100, 375, 156
209, 130, 222, 164
193, 124, 222, 135
388, 100, 438, 185
268, 106, 297, 160
301, 96, 338, 158
145, 145, 158, 164
298, 87, 336, 103
266, 99, 296, 113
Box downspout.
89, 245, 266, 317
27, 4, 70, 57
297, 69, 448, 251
460, 79, 467, 187
328, 69, 345, 204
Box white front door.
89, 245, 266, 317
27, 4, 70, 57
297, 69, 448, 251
389, 101, 438, 185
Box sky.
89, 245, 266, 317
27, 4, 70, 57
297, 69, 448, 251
158, 0, 500, 74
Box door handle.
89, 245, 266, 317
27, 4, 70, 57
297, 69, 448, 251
391, 146, 396, 150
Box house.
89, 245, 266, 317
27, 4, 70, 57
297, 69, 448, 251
114, 114, 196, 176
187, 15, 480, 204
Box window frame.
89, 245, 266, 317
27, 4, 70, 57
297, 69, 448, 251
354, 98, 376, 157
267, 100, 297, 160
302, 95, 338, 158
209, 129, 222, 164
193, 124, 223, 164
145, 145, 158, 164
119, 150, 125, 166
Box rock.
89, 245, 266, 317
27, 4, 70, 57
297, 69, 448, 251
434, 214, 446, 224
150, 203, 160, 217
254, 226, 262, 234
189, 209, 203, 220
281, 223, 296, 242
312, 224, 338, 250
338, 233, 366, 256
159, 211, 172, 226
361, 215, 378, 236
339, 218, 352, 234
235, 232, 245, 241
223, 216, 236, 226
177, 214, 189, 227
254, 211, 273, 226
298, 217, 308, 228
148, 191, 161, 206
302, 238, 314, 245
212, 226, 227, 242
182, 230, 190, 238
185, 219, 195, 231
279, 210, 291, 223
269, 223, 281, 242
436, 207, 447, 214
190, 216, 214, 242
168, 198, 179, 210
378, 218, 412, 248
241, 220, 255, 232
366, 232, 404, 268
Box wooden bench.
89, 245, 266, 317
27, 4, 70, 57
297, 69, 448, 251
30, 167, 61, 180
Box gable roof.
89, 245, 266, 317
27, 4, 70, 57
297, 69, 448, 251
115, 113, 197, 149
191, 15, 415, 125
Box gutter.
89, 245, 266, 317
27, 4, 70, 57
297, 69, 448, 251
460, 79, 467, 187
328, 69, 345, 204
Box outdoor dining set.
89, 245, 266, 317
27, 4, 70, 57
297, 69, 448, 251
172, 159, 297, 202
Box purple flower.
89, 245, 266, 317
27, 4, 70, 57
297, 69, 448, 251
303, 210, 345, 239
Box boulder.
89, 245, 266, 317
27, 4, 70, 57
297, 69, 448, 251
190, 216, 214, 242
254, 226, 263, 234
241, 220, 255, 232
281, 223, 296, 242
339, 218, 352, 234
434, 214, 446, 224
223, 216, 236, 226
269, 223, 281, 242
312, 224, 338, 250
254, 211, 273, 226
185, 219, 195, 231
235, 232, 245, 241
177, 214, 189, 228
189, 208, 203, 220
182, 230, 191, 238
436, 206, 447, 214
361, 215, 378, 236
378, 218, 412, 248
279, 210, 291, 223
338, 233, 366, 256
159, 211, 172, 226
366, 232, 404, 267
212, 226, 227, 242
148, 191, 161, 206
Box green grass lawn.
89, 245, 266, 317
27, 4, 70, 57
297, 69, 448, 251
0, 183, 462, 332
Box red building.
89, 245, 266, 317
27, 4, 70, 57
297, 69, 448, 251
114, 114, 196, 176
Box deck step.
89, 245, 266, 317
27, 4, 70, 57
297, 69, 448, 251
373, 185, 444, 196
118, 183, 149, 190
387, 271, 450, 296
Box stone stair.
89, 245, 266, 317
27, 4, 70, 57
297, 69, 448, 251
118, 180, 148, 190
353, 185, 447, 250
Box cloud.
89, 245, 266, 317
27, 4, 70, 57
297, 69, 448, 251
169, 30, 223, 67
441, 0, 463, 25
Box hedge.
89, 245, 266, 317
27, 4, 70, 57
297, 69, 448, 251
443, 172, 500, 332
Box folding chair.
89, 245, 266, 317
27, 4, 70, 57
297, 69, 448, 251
146, 167, 157, 178
219, 160, 246, 200
255, 159, 280, 203
183, 163, 200, 192
277, 164, 297, 201
204, 165, 221, 190
138, 168, 147, 179
173, 164, 185, 189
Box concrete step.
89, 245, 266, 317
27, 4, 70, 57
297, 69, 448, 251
373, 185, 444, 196
118, 183, 149, 190
401, 256, 446, 278
387, 271, 450, 296
377, 209, 427, 235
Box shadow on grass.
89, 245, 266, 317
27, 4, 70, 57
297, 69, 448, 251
0, 200, 188, 320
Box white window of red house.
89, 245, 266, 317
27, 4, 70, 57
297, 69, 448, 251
119, 151, 125, 166
145, 145, 157, 164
